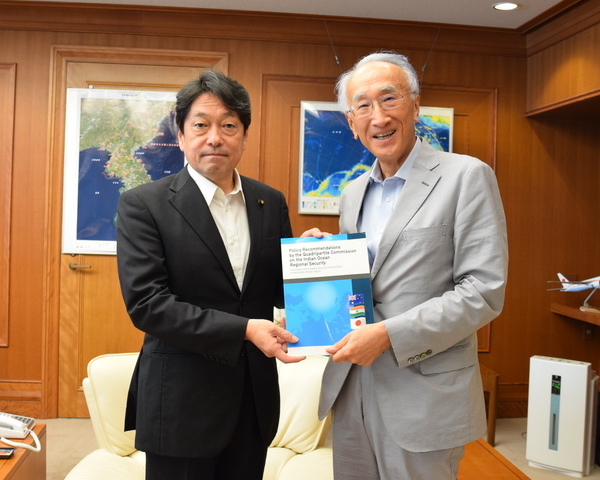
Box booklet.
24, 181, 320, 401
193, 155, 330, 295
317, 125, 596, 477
281, 233, 374, 355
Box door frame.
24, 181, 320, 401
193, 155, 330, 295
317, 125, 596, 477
44, 46, 228, 417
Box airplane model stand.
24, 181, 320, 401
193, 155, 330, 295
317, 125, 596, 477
580, 306, 600, 313
579, 287, 599, 314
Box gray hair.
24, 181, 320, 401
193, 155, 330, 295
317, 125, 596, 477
336, 51, 420, 113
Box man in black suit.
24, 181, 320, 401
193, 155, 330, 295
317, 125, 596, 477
116, 70, 304, 480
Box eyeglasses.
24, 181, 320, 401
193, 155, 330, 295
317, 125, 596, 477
348, 92, 413, 118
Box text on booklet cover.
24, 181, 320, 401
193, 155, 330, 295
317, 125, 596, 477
281, 233, 374, 355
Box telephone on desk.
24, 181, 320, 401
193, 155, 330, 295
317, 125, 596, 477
0, 412, 41, 453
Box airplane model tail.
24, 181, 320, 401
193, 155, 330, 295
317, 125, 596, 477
557, 273, 569, 284
547, 273, 573, 291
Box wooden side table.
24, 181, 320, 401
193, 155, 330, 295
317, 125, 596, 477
0, 423, 46, 480
459, 438, 531, 479
480, 364, 499, 447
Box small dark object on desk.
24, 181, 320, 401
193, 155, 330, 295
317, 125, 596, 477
0, 447, 14, 458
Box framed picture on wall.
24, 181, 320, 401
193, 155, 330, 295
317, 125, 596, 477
298, 101, 453, 215
417, 106, 454, 153
61, 88, 185, 255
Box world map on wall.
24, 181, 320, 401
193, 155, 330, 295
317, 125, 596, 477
299, 103, 453, 214
62, 90, 185, 254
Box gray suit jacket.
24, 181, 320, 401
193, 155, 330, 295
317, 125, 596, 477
318, 140, 508, 452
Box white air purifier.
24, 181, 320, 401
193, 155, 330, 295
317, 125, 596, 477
526, 355, 598, 477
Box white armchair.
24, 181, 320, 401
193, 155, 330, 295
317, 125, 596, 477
65, 353, 333, 480
65, 352, 145, 479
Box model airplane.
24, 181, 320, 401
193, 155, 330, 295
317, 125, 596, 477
548, 273, 600, 313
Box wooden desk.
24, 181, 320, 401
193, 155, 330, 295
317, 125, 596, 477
459, 438, 530, 480
0, 423, 46, 480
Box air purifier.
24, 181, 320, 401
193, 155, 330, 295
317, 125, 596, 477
526, 355, 598, 477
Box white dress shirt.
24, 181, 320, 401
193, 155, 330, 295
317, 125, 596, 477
358, 137, 421, 266
187, 164, 250, 290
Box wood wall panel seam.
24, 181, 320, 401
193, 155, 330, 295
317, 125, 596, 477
0, 63, 15, 349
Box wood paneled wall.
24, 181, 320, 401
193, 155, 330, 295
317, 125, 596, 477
0, 0, 598, 419
526, 0, 600, 115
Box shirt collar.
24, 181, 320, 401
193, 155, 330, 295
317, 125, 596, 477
186, 163, 245, 205
369, 136, 422, 184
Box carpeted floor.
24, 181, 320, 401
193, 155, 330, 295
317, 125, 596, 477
43, 417, 599, 479
42, 417, 97, 480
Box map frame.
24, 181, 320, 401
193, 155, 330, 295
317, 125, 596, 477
62, 88, 181, 255
298, 101, 453, 215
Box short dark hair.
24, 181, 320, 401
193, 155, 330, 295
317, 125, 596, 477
175, 70, 251, 133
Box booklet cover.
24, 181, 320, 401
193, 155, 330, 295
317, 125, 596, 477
281, 233, 374, 355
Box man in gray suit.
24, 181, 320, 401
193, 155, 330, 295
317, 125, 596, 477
304, 51, 508, 479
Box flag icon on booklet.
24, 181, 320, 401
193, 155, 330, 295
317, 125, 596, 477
348, 294, 366, 328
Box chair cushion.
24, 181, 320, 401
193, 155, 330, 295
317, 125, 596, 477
64, 448, 145, 480
270, 356, 330, 454
278, 447, 334, 480
263, 447, 297, 480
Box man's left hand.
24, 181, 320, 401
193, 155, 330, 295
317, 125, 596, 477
245, 319, 306, 364
326, 322, 391, 366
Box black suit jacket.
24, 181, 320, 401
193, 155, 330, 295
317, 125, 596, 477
116, 167, 292, 458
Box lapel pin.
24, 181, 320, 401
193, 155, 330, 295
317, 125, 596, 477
258, 199, 265, 206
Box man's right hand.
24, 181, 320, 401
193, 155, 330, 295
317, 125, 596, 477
300, 227, 332, 238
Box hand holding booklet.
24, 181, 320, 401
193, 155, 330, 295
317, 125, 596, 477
280, 233, 374, 355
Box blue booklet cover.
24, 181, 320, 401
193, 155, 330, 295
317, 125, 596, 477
281, 233, 374, 355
